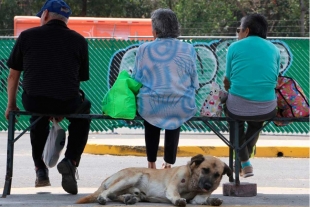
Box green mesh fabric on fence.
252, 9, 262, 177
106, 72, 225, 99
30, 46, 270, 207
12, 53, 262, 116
0, 37, 309, 134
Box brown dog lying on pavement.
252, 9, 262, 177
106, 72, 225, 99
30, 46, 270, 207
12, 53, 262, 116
76, 154, 233, 206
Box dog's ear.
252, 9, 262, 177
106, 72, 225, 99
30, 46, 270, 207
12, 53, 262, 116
223, 162, 233, 179
190, 154, 205, 167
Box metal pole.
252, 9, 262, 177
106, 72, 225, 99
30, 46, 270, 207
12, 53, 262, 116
228, 121, 235, 183
233, 120, 240, 185
2, 111, 16, 197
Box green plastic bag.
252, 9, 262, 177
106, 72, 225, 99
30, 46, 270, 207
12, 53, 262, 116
102, 70, 142, 119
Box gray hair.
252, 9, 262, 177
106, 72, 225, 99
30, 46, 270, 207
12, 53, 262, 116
240, 13, 268, 39
48, 12, 68, 24
151, 8, 180, 38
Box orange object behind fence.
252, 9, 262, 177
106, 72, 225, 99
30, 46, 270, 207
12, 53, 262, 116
14, 16, 153, 40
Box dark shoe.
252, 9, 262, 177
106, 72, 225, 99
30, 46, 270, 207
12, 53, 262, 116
57, 158, 78, 194
35, 168, 51, 187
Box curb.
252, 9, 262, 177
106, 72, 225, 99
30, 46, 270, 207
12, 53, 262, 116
84, 144, 310, 158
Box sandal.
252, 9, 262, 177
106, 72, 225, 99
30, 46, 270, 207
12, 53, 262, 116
162, 162, 172, 169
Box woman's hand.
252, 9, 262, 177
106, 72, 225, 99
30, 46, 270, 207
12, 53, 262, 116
223, 77, 230, 91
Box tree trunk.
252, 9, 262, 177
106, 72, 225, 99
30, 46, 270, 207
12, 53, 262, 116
80, 0, 87, 16
299, 0, 305, 37
167, 0, 172, 9
26, 0, 32, 16
234, 0, 247, 16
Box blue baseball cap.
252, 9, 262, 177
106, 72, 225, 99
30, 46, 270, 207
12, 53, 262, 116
36, 0, 72, 19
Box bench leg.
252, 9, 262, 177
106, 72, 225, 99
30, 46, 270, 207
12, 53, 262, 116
2, 112, 15, 198
226, 120, 241, 184
223, 120, 257, 197
233, 121, 241, 185
228, 130, 235, 183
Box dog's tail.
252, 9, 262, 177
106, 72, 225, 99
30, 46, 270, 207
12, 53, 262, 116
75, 188, 102, 204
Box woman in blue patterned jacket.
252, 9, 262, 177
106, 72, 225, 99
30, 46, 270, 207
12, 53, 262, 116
132, 8, 199, 169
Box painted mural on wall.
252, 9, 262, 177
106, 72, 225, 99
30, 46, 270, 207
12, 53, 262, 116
0, 38, 294, 103
108, 39, 293, 115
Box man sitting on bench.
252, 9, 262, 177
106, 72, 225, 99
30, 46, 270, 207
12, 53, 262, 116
5, 0, 91, 195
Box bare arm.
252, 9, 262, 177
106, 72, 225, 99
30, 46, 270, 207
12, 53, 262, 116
5, 69, 21, 120
223, 76, 230, 91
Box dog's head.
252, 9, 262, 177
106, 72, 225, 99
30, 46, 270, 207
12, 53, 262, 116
188, 154, 233, 193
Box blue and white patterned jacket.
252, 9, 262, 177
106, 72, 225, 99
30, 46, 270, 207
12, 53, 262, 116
132, 38, 199, 129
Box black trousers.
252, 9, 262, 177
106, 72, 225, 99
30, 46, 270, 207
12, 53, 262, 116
144, 120, 180, 164
22, 92, 91, 169
225, 107, 276, 162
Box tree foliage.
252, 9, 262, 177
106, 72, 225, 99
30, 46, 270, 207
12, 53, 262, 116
0, 0, 308, 36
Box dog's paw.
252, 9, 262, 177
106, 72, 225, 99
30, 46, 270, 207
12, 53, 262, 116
97, 196, 107, 205
207, 197, 223, 206
175, 198, 187, 206
107, 193, 117, 201
124, 195, 138, 205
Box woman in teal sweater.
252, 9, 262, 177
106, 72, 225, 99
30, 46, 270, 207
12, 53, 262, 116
224, 14, 280, 178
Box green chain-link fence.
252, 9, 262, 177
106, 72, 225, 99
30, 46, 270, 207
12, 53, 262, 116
0, 37, 309, 134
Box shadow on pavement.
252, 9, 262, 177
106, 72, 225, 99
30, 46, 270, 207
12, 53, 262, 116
0, 192, 309, 207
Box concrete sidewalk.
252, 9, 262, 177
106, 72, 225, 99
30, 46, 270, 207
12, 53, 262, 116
84, 129, 310, 158
1, 186, 309, 207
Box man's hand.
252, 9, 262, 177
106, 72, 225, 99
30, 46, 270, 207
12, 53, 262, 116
5, 69, 21, 121
49, 117, 64, 123
5, 105, 20, 121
